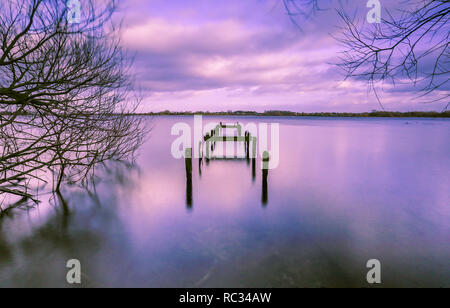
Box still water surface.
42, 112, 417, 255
0, 116, 449, 287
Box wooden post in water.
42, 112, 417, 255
185, 147, 193, 207
262, 151, 269, 205
244, 131, 247, 154
210, 129, 215, 151
185, 147, 192, 173
205, 133, 210, 163
210, 129, 214, 151
245, 132, 250, 163
215, 124, 221, 137
198, 141, 203, 176
252, 154, 256, 181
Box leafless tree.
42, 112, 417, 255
282, 0, 326, 28
337, 0, 449, 110
0, 0, 147, 212
284, 0, 449, 110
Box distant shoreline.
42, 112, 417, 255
131, 111, 450, 118
3, 111, 449, 118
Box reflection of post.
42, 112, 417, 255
244, 131, 248, 153
252, 155, 256, 181
185, 148, 193, 208
251, 135, 257, 180
262, 151, 269, 205
252, 137, 257, 159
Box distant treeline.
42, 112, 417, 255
134, 110, 450, 118
3, 110, 449, 118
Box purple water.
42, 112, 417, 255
0, 116, 449, 287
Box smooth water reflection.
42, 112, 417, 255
0, 116, 449, 287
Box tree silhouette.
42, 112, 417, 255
0, 0, 147, 211
284, 0, 449, 110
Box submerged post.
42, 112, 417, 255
205, 133, 210, 162
252, 137, 257, 159
215, 124, 221, 137
198, 141, 203, 176
185, 148, 193, 207
262, 151, 269, 205
185, 147, 192, 173
252, 155, 256, 181
245, 132, 250, 162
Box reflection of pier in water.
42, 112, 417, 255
185, 122, 270, 208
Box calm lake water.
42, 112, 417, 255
0, 116, 449, 287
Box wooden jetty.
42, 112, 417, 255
184, 122, 270, 207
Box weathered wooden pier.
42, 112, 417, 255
185, 122, 270, 207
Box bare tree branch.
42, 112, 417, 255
335, 0, 449, 108
284, 0, 449, 109
0, 0, 148, 210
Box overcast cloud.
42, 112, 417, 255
118, 0, 448, 112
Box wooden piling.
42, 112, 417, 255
252, 156, 256, 181
252, 137, 257, 159
245, 132, 250, 161
262, 151, 269, 170
262, 151, 269, 205
215, 124, 221, 137
198, 142, 203, 176
185, 148, 192, 207
205, 133, 210, 159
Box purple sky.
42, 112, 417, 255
118, 0, 448, 112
